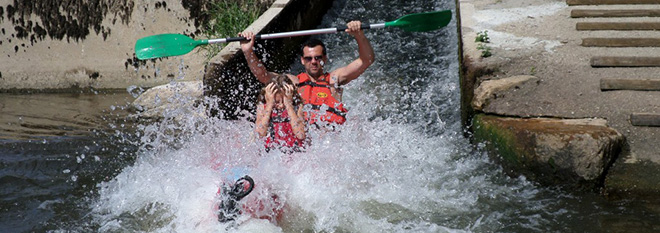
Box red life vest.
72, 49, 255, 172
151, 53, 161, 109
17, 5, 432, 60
296, 73, 348, 125
264, 108, 304, 152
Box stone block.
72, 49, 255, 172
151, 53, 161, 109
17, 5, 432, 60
472, 114, 625, 190
132, 81, 204, 119
472, 75, 538, 111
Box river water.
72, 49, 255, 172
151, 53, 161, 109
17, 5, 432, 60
2, 0, 658, 232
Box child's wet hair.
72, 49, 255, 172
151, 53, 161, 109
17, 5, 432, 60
269, 74, 294, 92
257, 74, 303, 105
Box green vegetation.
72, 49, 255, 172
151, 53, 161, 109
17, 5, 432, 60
475, 30, 490, 43
475, 30, 492, 58
200, 0, 270, 61
476, 43, 492, 58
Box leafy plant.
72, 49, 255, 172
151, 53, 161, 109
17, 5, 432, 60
475, 30, 490, 43
475, 30, 492, 57
477, 43, 492, 58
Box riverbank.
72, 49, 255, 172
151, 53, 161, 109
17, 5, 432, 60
458, 0, 660, 198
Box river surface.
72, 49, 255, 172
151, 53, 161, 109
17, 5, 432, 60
2, 0, 659, 232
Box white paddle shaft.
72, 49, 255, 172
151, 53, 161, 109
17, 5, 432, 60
207, 23, 386, 44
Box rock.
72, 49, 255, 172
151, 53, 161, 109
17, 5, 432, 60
472, 114, 625, 190
132, 81, 205, 119
472, 75, 538, 111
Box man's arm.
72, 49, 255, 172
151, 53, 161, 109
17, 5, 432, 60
240, 32, 276, 84
331, 21, 376, 85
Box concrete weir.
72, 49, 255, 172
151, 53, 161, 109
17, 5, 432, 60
457, 0, 660, 198
3, 0, 656, 199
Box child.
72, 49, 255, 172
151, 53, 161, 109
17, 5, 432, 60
217, 75, 306, 224
255, 74, 307, 153
233, 75, 306, 223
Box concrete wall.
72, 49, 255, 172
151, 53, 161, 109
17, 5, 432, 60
0, 0, 207, 92
203, 0, 335, 119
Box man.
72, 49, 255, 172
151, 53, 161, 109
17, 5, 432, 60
239, 21, 375, 125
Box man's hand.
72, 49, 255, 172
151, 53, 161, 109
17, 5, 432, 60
345, 21, 364, 38
238, 31, 255, 52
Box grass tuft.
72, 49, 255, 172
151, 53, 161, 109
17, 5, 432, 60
475, 30, 492, 58
200, 0, 270, 61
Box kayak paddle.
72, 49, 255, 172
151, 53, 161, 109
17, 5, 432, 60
135, 10, 452, 60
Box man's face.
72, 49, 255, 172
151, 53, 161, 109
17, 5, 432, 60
301, 45, 326, 78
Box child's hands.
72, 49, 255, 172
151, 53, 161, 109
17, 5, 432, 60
282, 83, 294, 106
264, 83, 277, 107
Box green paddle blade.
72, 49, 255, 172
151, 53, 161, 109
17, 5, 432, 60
385, 10, 452, 32
135, 34, 208, 60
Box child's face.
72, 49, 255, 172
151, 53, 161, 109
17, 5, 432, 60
274, 92, 284, 109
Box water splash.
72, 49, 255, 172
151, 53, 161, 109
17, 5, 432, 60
88, 82, 553, 233
85, 0, 609, 232
90, 96, 466, 232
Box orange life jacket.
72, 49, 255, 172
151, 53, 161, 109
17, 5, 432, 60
296, 73, 347, 125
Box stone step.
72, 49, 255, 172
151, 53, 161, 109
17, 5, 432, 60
591, 56, 660, 67
577, 22, 660, 30
568, 0, 660, 5
572, 9, 660, 18
579, 30, 660, 40
630, 113, 660, 126
601, 78, 660, 91
583, 38, 660, 47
